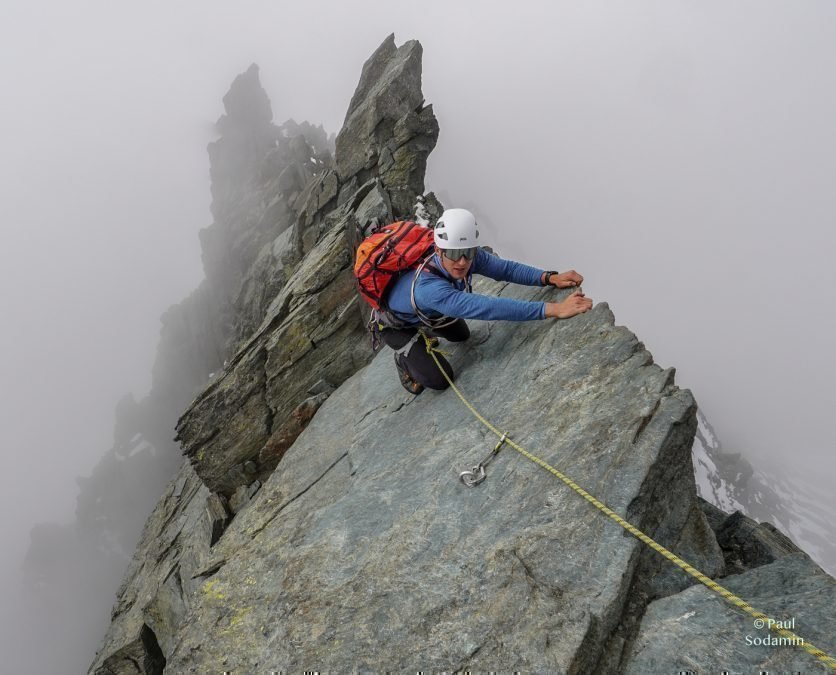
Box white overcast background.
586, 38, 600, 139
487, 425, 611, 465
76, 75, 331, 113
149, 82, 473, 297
1, 0, 834, 669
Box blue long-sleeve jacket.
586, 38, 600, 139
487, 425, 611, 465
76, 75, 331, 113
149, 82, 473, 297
385, 248, 549, 326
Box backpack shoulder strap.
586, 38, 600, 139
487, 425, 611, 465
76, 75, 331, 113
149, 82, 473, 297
423, 259, 447, 280
409, 254, 473, 329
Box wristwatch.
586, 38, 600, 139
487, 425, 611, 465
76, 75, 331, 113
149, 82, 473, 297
542, 270, 559, 286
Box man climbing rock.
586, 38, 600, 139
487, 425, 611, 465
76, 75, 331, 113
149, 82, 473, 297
374, 208, 593, 394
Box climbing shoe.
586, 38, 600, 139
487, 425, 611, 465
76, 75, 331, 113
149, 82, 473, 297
394, 353, 424, 395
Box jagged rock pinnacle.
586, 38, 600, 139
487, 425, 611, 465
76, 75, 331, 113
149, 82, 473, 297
216, 63, 273, 135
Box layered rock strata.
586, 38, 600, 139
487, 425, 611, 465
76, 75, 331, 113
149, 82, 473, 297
175, 35, 440, 498
89, 34, 443, 672
625, 501, 835, 673
92, 281, 757, 672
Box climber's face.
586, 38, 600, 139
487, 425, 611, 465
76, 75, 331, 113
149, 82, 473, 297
436, 245, 476, 281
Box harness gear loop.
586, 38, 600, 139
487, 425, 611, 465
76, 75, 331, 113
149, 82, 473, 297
418, 333, 836, 672
366, 310, 383, 352
459, 432, 509, 488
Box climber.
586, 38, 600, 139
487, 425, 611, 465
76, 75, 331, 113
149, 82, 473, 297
374, 208, 593, 394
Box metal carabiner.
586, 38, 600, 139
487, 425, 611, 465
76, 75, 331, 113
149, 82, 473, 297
459, 465, 487, 487
458, 433, 508, 488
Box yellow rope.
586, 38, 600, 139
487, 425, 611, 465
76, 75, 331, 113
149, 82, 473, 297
421, 335, 836, 671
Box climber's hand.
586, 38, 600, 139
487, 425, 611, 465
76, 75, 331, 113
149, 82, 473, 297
552, 270, 584, 288
545, 290, 593, 319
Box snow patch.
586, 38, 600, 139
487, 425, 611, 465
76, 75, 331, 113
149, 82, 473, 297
693, 409, 836, 575
413, 196, 431, 226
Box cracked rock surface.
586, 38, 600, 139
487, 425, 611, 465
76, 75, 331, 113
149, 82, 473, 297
89, 282, 835, 672
160, 282, 724, 671
626, 553, 835, 673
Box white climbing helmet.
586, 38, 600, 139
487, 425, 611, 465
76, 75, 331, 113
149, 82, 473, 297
434, 208, 479, 249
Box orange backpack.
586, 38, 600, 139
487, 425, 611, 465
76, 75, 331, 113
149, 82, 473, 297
354, 220, 435, 310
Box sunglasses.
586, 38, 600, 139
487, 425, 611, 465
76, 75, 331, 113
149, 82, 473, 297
441, 247, 479, 261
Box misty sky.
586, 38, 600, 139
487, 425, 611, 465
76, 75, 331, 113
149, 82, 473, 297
1, 0, 835, 665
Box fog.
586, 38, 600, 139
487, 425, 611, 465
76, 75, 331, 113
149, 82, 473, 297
1, 1, 834, 671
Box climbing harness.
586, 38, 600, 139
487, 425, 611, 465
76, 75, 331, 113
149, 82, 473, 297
364, 251, 469, 351
420, 334, 836, 671
410, 253, 472, 330
393, 331, 423, 359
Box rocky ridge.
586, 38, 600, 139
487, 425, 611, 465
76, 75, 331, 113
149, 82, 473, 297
694, 410, 836, 576
88, 33, 443, 672
174, 34, 442, 499
88, 36, 835, 673
22, 60, 343, 675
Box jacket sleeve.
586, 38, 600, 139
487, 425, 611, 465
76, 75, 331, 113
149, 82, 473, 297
473, 248, 547, 286
415, 275, 546, 321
